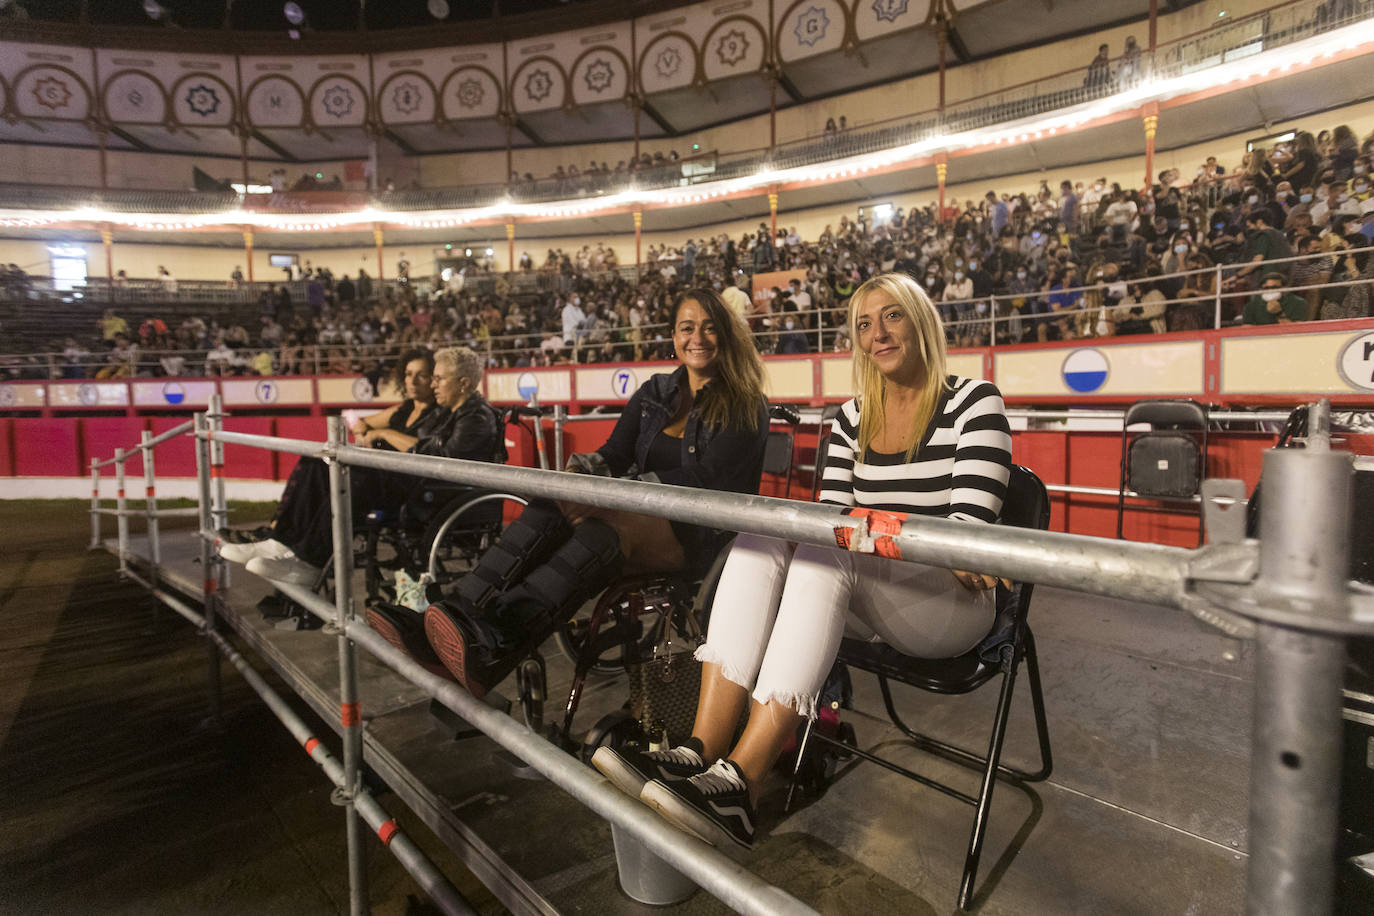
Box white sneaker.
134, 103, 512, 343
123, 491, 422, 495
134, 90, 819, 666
245, 554, 322, 587
219, 539, 294, 564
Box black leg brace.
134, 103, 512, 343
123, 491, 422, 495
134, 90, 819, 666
486, 518, 625, 647
447, 498, 571, 611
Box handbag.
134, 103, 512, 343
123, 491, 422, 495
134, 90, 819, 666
626, 607, 703, 747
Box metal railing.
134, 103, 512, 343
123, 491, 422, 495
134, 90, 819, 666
9, 243, 1371, 382
88, 387, 1374, 913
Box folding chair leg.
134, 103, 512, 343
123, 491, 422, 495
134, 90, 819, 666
957, 646, 1021, 910
1021, 632, 1054, 782
783, 714, 818, 813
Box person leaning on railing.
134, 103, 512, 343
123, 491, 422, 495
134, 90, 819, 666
218, 347, 504, 586
592, 272, 1012, 851
1243, 271, 1308, 325
370, 288, 770, 699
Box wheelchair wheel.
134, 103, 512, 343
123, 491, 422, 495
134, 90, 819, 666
580, 709, 643, 764
423, 491, 528, 588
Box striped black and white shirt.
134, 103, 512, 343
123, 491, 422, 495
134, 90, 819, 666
818, 376, 1012, 524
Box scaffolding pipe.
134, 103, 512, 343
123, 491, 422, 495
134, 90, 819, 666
326, 416, 370, 916
123, 567, 206, 630
201, 624, 476, 916
268, 578, 820, 916
89, 458, 101, 549
194, 413, 222, 722
142, 430, 161, 574
134, 419, 194, 451
330, 442, 1196, 611
115, 449, 129, 578
205, 428, 1199, 608
1245, 404, 1352, 916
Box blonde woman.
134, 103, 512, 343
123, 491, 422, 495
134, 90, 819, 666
594, 272, 1012, 849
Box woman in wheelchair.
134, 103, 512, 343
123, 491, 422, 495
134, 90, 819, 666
219, 347, 506, 586
348, 348, 441, 452
593, 272, 1013, 850
367, 288, 771, 697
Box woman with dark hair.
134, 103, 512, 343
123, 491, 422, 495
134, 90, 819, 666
349, 348, 438, 452
593, 272, 1010, 849
220, 347, 505, 585
368, 289, 771, 696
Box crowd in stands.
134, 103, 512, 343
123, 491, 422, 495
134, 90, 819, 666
2, 122, 1372, 382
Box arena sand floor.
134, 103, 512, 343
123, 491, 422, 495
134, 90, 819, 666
0, 500, 500, 915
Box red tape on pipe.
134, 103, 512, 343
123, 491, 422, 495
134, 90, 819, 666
304, 738, 320, 756
834, 508, 909, 559
377, 819, 399, 845
340, 702, 360, 728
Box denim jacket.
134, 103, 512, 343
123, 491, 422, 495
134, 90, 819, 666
585, 366, 769, 568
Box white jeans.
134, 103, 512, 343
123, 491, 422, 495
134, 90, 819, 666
696, 533, 996, 719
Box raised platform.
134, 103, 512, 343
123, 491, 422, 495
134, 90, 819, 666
110, 532, 1249, 914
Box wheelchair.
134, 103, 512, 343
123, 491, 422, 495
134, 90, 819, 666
358, 483, 528, 606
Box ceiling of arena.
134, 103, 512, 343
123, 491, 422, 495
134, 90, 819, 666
0, 0, 1182, 162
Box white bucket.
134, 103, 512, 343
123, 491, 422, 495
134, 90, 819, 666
610, 821, 699, 906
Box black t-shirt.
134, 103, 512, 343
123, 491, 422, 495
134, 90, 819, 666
645, 430, 683, 475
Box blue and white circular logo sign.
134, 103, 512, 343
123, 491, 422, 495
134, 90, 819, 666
611, 368, 636, 399
162, 381, 185, 405
516, 371, 539, 400
1061, 348, 1109, 393
255, 380, 279, 404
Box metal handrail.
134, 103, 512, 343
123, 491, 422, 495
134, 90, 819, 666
208, 428, 1199, 610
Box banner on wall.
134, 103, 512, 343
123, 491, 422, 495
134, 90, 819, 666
751, 269, 808, 308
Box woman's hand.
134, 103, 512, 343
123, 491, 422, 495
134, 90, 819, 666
349, 418, 369, 438
951, 569, 1010, 591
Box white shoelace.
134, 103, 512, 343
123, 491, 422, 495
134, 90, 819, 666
689, 760, 746, 797
648, 744, 703, 767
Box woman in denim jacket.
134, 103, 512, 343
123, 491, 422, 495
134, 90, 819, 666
369, 288, 769, 697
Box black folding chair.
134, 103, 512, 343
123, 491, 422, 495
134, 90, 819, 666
785, 464, 1053, 911
1116, 399, 1208, 544
764, 404, 801, 500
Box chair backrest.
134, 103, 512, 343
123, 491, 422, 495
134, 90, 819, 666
999, 464, 1051, 532
1120, 398, 1208, 500
810, 404, 844, 501
1123, 398, 1206, 430
762, 430, 795, 476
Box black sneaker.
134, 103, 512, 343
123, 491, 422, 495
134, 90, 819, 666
366, 602, 454, 682
592, 738, 708, 799
641, 759, 756, 850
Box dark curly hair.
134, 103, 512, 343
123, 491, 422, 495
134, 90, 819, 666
391, 348, 435, 392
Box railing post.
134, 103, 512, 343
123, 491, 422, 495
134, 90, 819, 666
1245, 400, 1352, 916
194, 412, 223, 724
141, 431, 161, 575
115, 449, 129, 579
89, 457, 101, 550
1214, 262, 1224, 330
552, 404, 567, 472
208, 393, 230, 588
326, 415, 369, 915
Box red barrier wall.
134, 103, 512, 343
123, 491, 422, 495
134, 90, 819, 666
82, 418, 149, 479
14, 419, 81, 477
275, 417, 328, 480
219, 417, 276, 481
0, 418, 12, 477
149, 418, 198, 478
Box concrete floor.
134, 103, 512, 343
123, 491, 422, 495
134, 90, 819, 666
4, 502, 1258, 914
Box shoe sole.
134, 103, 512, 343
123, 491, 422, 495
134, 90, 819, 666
591, 747, 651, 798
640, 781, 753, 851
423, 608, 487, 699
365, 608, 454, 681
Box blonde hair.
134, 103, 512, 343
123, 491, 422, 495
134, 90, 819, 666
847, 272, 950, 461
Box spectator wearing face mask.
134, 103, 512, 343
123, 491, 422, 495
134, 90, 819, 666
1288, 235, 1331, 320
1059, 180, 1079, 233
1243, 271, 1307, 324
941, 265, 975, 346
